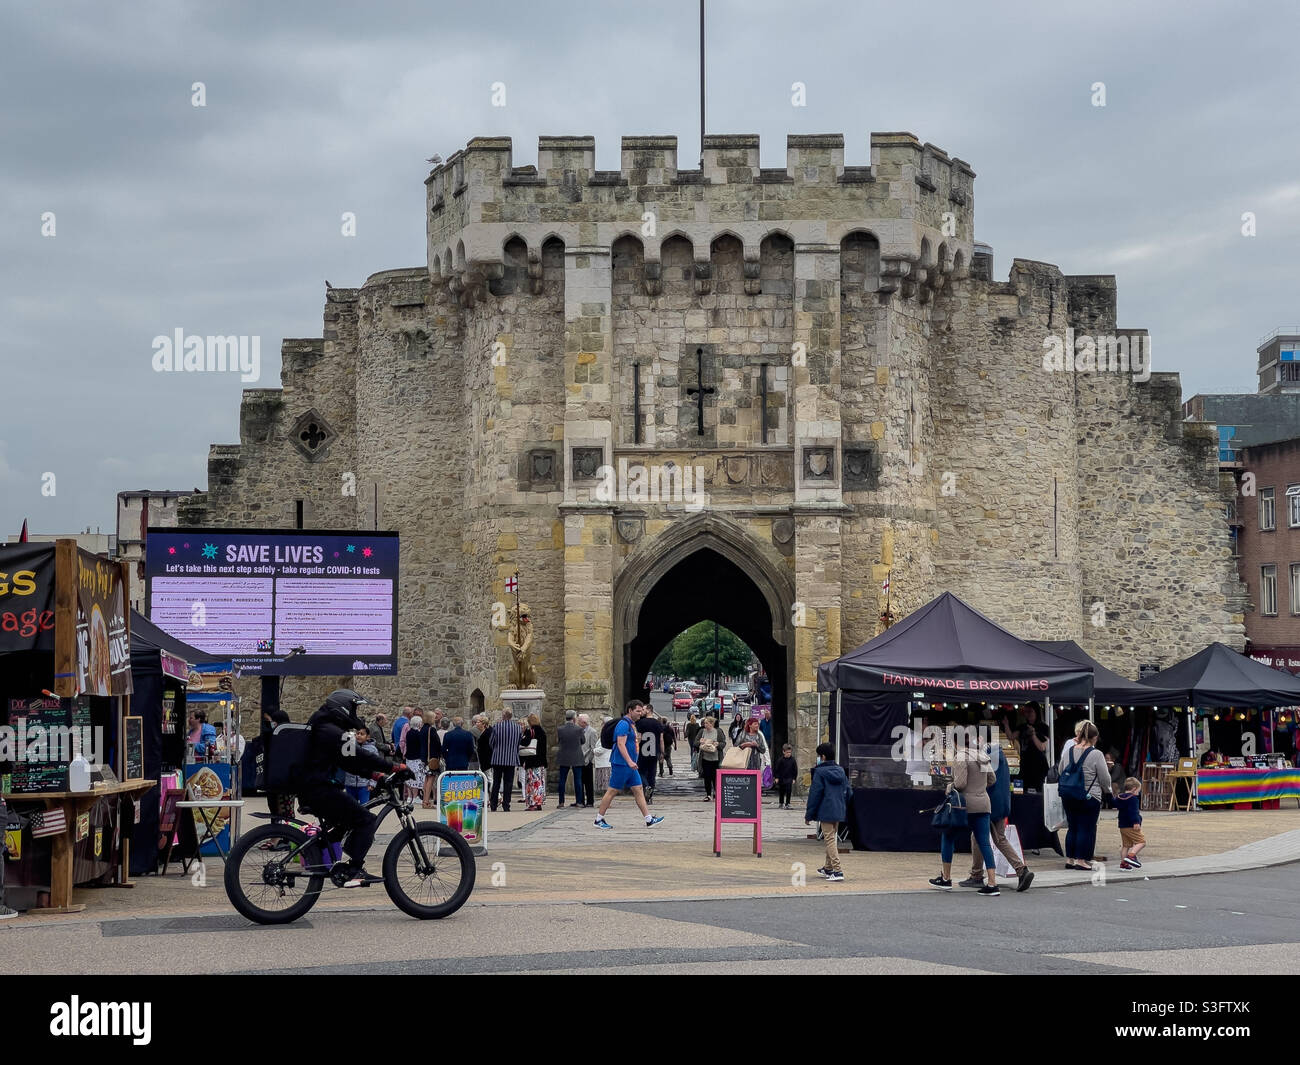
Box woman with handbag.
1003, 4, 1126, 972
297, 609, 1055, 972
520, 713, 548, 811
696, 716, 725, 801
737, 716, 767, 771
929, 742, 999, 895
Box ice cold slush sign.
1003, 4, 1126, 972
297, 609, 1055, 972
145, 528, 399, 676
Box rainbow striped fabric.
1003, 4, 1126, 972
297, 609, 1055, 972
1196, 767, 1300, 805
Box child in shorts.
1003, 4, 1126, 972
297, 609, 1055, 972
1116, 776, 1145, 869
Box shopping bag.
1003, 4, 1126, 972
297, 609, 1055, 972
994, 822, 1024, 878
1043, 782, 1067, 832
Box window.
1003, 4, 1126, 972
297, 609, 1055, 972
1291, 564, 1300, 614
1288, 485, 1300, 527
1261, 487, 1276, 531
1261, 564, 1278, 616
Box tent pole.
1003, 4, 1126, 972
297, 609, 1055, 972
815, 691, 822, 746
835, 689, 842, 764
1088, 696, 1094, 724
1047, 697, 1055, 760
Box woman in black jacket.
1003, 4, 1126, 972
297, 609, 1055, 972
521, 713, 548, 810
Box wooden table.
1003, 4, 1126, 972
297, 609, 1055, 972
1, 779, 157, 913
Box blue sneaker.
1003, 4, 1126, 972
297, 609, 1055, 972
594, 818, 612, 829
645, 815, 664, 827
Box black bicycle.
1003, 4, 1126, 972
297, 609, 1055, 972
224, 769, 476, 924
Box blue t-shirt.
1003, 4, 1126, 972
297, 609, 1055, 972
392, 716, 408, 748
613, 719, 638, 767
1115, 792, 1142, 829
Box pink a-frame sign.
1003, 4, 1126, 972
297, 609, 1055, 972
714, 768, 762, 857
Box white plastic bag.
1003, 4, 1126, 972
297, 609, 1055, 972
995, 822, 1024, 878
1043, 782, 1067, 831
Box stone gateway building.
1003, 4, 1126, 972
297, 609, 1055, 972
178, 131, 1245, 773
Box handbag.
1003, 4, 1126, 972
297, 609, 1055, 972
721, 746, 748, 770
1042, 781, 1067, 831
930, 788, 968, 830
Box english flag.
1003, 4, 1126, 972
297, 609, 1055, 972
881, 575, 890, 596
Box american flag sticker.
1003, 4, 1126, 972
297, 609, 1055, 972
30, 808, 67, 838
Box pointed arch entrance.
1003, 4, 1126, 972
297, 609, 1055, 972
614, 516, 796, 745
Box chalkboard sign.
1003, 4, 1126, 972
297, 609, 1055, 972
720, 772, 759, 820
124, 715, 144, 781
5, 696, 85, 794
713, 769, 763, 857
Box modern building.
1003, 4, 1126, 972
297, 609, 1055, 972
1236, 435, 1300, 672
1256, 328, 1300, 395
5, 529, 115, 554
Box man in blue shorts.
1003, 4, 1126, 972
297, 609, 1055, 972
595, 701, 664, 830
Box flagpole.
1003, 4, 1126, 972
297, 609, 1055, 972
699, 0, 706, 169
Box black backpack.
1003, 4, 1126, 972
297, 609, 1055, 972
600, 718, 619, 750
265, 723, 311, 792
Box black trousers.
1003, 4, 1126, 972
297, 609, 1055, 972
297, 785, 378, 866
490, 765, 514, 810
581, 764, 594, 805
778, 781, 793, 805
638, 757, 657, 795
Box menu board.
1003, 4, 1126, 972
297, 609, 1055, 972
5, 697, 91, 794
719, 771, 759, 821
124, 716, 144, 781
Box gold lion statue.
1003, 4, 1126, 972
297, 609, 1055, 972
506, 602, 536, 689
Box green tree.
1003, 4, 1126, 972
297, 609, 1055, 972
669, 621, 753, 679
650, 639, 676, 675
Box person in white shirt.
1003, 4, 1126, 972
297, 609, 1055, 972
592, 715, 613, 794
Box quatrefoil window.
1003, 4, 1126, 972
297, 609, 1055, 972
290, 408, 336, 461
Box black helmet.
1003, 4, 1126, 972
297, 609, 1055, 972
323, 689, 369, 717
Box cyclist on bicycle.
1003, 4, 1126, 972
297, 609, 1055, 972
293, 689, 406, 887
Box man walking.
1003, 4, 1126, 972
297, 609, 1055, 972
488, 709, 522, 812
594, 702, 664, 829
556, 709, 586, 808
442, 715, 476, 772
635, 703, 662, 803
578, 713, 597, 808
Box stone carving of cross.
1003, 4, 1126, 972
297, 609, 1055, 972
685, 347, 715, 435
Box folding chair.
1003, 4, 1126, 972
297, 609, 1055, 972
1168, 758, 1196, 811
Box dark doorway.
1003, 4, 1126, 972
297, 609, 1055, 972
622, 547, 790, 748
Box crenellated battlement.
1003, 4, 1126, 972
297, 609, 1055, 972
425, 133, 975, 297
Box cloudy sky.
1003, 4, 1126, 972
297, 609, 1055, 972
2, 0, 1297, 534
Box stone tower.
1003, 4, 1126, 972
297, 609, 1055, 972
179, 131, 1245, 773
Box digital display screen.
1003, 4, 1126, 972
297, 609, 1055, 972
146, 528, 398, 676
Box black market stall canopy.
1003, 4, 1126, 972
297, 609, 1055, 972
1028, 640, 1186, 706
129, 611, 231, 673
818, 592, 1094, 705
1144, 642, 1300, 708
128, 610, 232, 875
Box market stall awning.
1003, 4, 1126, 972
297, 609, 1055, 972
1028, 640, 1186, 706
1143, 642, 1300, 708
129, 610, 230, 670
817, 592, 1093, 703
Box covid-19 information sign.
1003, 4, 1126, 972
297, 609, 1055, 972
146, 528, 399, 676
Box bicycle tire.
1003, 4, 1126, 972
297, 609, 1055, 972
382, 822, 476, 919
224, 822, 325, 925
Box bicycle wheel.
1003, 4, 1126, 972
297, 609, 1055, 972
382, 822, 476, 919
224, 822, 325, 925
